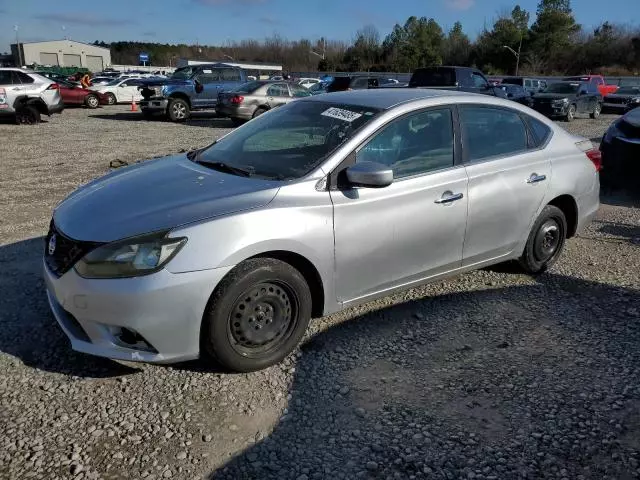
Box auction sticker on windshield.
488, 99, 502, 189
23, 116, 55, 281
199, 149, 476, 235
0, 88, 7, 109
321, 107, 363, 122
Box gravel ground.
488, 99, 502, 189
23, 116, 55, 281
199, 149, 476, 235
0, 106, 638, 480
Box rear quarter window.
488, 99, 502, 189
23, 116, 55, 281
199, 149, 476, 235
524, 115, 552, 148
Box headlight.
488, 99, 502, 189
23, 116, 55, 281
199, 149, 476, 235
75, 233, 187, 279
630, 97, 640, 104
552, 98, 569, 106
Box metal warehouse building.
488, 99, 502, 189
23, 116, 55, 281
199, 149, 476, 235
11, 40, 111, 72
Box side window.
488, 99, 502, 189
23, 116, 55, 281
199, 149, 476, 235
289, 85, 312, 97
524, 79, 532, 87
221, 68, 241, 82
16, 72, 35, 84
460, 106, 528, 162
266, 84, 289, 97
127, 79, 142, 87
350, 78, 367, 89
471, 73, 488, 88
524, 115, 552, 148
0, 71, 12, 84
367, 78, 379, 88
356, 108, 454, 179
195, 69, 219, 84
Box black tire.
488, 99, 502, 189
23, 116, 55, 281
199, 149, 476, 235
590, 102, 601, 119
106, 93, 116, 105
518, 205, 567, 274
252, 107, 268, 119
202, 258, 312, 372
565, 104, 576, 122
167, 98, 190, 122
230, 117, 245, 127
15, 105, 41, 125
85, 94, 99, 109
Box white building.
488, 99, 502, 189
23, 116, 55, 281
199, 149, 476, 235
11, 40, 112, 72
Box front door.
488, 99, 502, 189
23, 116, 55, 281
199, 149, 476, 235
331, 107, 468, 304
459, 105, 551, 266
117, 79, 144, 103
192, 68, 222, 108
265, 83, 291, 109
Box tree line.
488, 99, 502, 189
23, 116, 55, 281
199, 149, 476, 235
99, 0, 640, 76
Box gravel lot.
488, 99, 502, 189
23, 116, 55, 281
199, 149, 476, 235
0, 106, 638, 480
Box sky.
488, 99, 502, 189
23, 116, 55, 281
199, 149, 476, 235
0, 0, 638, 53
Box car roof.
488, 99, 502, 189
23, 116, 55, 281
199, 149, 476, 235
304, 88, 473, 109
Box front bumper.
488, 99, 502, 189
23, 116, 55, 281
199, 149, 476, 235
140, 98, 169, 112
44, 260, 233, 364
532, 103, 569, 117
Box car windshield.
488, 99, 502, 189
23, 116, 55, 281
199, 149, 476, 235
546, 83, 580, 94
193, 101, 381, 180
231, 81, 263, 93
616, 87, 640, 95
171, 67, 195, 80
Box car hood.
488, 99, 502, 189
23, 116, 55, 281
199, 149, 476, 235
53, 154, 281, 243
533, 93, 575, 100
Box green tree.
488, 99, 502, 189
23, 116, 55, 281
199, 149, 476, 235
529, 0, 580, 72
443, 21, 471, 65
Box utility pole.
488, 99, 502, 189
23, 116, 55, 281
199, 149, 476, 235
310, 37, 325, 61
503, 33, 523, 76
14, 24, 23, 67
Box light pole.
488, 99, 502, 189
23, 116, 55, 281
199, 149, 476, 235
310, 37, 325, 61
503, 34, 523, 76
14, 24, 23, 67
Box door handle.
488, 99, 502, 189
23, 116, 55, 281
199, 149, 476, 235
527, 173, 547, 184
435, 191, 464, 204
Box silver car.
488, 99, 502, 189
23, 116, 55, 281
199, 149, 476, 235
0, 68, 64, 123
44, 89, 600, 372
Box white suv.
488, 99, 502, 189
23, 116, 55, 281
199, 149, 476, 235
0, 68, 64, 124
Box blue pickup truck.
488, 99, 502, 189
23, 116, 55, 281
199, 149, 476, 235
139, 63, 249, 121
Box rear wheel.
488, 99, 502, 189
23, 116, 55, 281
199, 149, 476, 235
565, 104, 576, 122
167, 98, 190, 122
590, 102, 601, 119
252, 107, 268, 119
519, 205, 567, 274
202, 258, 312, 372
85, 94, 99, 109
15, 105, 41, 125
106, 93, 116, 105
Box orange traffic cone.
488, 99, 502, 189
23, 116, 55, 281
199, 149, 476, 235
130, 98, 138, 112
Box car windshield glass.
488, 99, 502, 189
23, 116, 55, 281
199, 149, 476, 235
232, 81, 263, 93
171, 67, 194, 79
194, 101, 381, 180
546, 83, 579, 94
616, 87, 640, 95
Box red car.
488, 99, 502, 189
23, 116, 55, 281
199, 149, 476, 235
58, 80, 107, 109
563, 75, 618, 96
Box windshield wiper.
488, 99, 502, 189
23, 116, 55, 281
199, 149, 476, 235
196, 160, 255, 177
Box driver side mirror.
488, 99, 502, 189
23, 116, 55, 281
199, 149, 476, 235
345, 161, 393, 188
194, 79, 204, 94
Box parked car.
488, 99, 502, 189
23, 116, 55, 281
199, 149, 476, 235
138, 64, 249, 121
531, 81, 602, 121
38, 71, 81, 86
0, 68, 64, 124
498, 84, 533, 107
600, 108, 640, 189
89, 77, 145, 105
58, 80, 107, 109
563, 75, 618, 96
602, 86, 640, 113
89, 76, 116, 86
326, 76, 380, 92
403, 66, 508, 98
297, 78, 321, 89
43, 89, 599, 372
501, 76, 547, 94
216, 80, 311, 126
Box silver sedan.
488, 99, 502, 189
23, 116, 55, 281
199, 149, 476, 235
44, 89, 600, 372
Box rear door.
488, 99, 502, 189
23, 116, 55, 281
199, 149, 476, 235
460, 104, 551, 266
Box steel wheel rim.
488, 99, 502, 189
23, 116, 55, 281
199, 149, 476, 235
534, 219, 561, 262
87, 96, 98, 108
594, 104, 601, 116
172, 103, 186, 119
227, 281, 299, 358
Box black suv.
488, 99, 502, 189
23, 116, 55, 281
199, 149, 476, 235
403, 66, 507, 98
531, 81, 602, 122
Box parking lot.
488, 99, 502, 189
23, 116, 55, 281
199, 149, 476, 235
1, 106, 639, 480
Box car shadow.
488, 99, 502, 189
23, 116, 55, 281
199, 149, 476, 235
209, 273, 640, 480
595, 219, 640, 242
88, 111, 234, 128
0, 237, 139, 378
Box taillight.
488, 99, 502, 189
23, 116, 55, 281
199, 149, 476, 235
47, 83, 59, 90
231, 95, 244, 104
585, 148, 602, 171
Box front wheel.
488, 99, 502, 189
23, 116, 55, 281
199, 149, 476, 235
167, 98, 190, 122
518, 205, 567, 274
590, 102, 601, 119
106, 93, 116, 105
565, 104, 576, 122
202, 258, 312, 372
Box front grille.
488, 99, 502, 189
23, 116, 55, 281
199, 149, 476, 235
44, 222, 100, 277
619, 120, 640, 139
